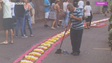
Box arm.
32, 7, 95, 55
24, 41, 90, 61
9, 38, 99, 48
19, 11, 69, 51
0, 4, 2, 10
28, 3, 31, 11
57, 5, 60, 13
44, 4, 49, 7
83, 6, 86, 12
70, 14, 82, 21
0, 0, 3, 10
44, 0, 50, 7
0, 0, 3, 3
83, 9, 85, 12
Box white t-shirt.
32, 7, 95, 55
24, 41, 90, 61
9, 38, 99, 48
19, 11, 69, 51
78, 0, 84, 8
63, 2, 69, 12
3, 0, 12, 18
84, 5, 92, 16
11, 2, 15, 16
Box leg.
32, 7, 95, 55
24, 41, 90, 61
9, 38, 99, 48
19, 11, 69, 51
85, 22, 88, 28
44, 12, 49, 27
51, 20, 56, 30
105, 11, 107, 16
2, 19, 9, 44
61, 17, 65, 27
20, 17, 25, 36
27, 15, 33, 36
5, 30, 8, 43
16, 18, 20, 36
9, 18, 14, 43
12, 16, 14, 35
45, 18, 47, 25
23, 16, 27, 35
87, 22, 89, 28
76, 29, 83, 53
10, 29, 13, 43
65, 12, 69, 27
52, 20, 56, 27
56, 13, 59, 27
88, 22, 90, 28
70, 28, 77, 53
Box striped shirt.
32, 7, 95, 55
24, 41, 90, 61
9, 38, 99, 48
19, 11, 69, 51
69, 8, 83, 30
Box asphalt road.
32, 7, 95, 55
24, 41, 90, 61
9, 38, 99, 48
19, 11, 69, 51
0, 14, 111, 63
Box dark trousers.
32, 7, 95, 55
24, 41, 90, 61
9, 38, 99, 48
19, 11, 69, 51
70, 28, 83, 53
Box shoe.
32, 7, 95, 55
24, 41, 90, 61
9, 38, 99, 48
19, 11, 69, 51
73, 52, 80, 56
71, 52, 74, 55
44, 25, 49, 27
44, 25, 47, 27
30, 35, 33, 37
0, 41, 8, 45
15, 36, 18, 38
10, 41, 13, 44
51, 27, 56, 30
46, 25, 49, 27
22, 35, 28, 38
57, 26, 59, 28
63, 50, 69, 54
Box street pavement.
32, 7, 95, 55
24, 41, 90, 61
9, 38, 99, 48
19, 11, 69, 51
0, 14, 111, 63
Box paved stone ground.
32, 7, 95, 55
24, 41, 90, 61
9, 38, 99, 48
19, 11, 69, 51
0, 14, 111, 63
42, 14, 111, 63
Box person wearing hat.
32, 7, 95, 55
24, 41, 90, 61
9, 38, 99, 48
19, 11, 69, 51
78, 0, 84, 13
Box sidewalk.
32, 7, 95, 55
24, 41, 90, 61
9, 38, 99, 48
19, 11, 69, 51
0, 14, 111, 63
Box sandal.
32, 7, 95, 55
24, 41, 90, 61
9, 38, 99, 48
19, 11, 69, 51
0, 41, 8, 45
10, 41, 13, 44
30, 35, 33, 37
51, 27, 56, 30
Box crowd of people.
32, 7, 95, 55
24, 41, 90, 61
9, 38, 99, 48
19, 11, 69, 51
0, 0, 35, 44
0, 0, 93, 56
44, 0, 93, 29
44, 0, 93, 56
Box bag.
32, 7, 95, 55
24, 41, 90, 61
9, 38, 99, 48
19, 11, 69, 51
83, 15, 88, 20
0, 4, 2, 10
60, 10, 67, 18
30, 7, 35, 17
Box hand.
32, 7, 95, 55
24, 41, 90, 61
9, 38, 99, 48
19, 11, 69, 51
70, 14, 74, 18
65, 26, 70, 32
0, 0, 3, 3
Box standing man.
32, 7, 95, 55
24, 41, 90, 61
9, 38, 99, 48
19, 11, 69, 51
44, 0, 50, 27
78, 0, 84, 13
67, 3, 83, 56
0, 0, 13, 44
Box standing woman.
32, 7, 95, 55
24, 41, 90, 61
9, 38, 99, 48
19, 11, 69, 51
29, 0, 35, 24
15, 0, 27, 38
24, 0, 33, 37
102, 1, 109, 16
84, 1, 92, 29
49, 0, 56, 30
54, 0, 60, 27
61, 0, 69, 28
